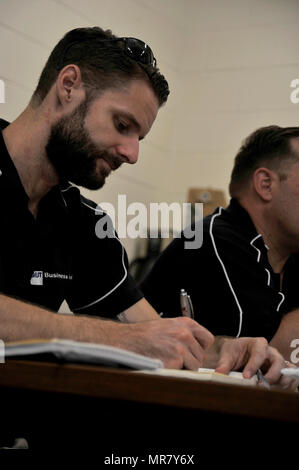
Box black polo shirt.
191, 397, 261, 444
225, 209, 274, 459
0, 118, 142, 316
140, 198, 299, 340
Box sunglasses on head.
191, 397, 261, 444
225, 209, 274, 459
110, 37, 156, 67
58, 37, 157, 70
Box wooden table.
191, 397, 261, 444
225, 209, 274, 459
0, 359, 298, 461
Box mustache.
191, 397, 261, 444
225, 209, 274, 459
100, 152, 124, 171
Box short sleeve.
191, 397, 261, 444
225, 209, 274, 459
66, 207, 143, 317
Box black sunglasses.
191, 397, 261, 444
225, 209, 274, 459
58, 37, 157, 70
112, 37, 156, 67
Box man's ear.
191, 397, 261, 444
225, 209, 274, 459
252, 167, 277, 202
56, 64, 85, 108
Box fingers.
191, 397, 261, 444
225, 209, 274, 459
280, 363, 299, 391
181, 350, 204, 370
262, 351, 299, 390
156, 322, 298, 389
241, 341, 299, 390
261, 347, 284, 384
174, 318, 214, 370
214, 341, 240, 375
271, 374, 299, 391
157, 339, 202, 371
214, 337, 270, 379
190, 320, 214, 350
243, 342, 299, 390
133, 317, 215, 371
242, 337, 268, 378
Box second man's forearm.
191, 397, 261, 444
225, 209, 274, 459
118, 298, 160, 323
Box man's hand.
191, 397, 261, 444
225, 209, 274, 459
120, 317, 214, 370
0, 295, 214, 371
212, 336, 299, 391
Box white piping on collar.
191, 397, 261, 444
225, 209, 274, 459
277, 292, 285, 311
250, 234, 262, 262
250, 234, 285, 311
60, 185, 75, 192
60, 184, 76, 207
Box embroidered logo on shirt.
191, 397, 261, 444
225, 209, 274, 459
30, 271, 43, 286
30, 271, 73, 286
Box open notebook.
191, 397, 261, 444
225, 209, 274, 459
4, 339, 259, 385
4, 338, 163, 370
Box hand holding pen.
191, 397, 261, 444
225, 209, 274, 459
179, 290, 272, 387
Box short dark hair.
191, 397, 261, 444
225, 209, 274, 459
32, 26, 169, 106
229, 125, 299, 197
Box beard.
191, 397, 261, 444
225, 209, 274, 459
46, 100, 123, 190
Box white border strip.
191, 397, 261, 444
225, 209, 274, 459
209, 207, 243, 337
276, 292, 285, 312
250, 234, 262, 262
63, 195, 128, 312
250, 234, 285, 311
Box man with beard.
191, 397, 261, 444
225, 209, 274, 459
0, 26, 294, 386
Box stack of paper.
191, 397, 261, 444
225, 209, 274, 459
138, 367, 258, 386
4, 338, 164, 370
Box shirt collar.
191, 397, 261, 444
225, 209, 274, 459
0, 118, 29, 205
0, 118, 68, 211
225, 198, 268, 253
226, 198, 259, 238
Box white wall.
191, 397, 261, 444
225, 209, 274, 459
1, 0, 299, 260
170, 0, 299, 206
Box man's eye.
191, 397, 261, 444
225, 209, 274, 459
117, 121, 129, 132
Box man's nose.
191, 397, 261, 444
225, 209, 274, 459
116, 137, 139, 164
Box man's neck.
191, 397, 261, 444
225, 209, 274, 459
240, 199, 290, 275
260, 231, 288, 275
2, 105, 59, 215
